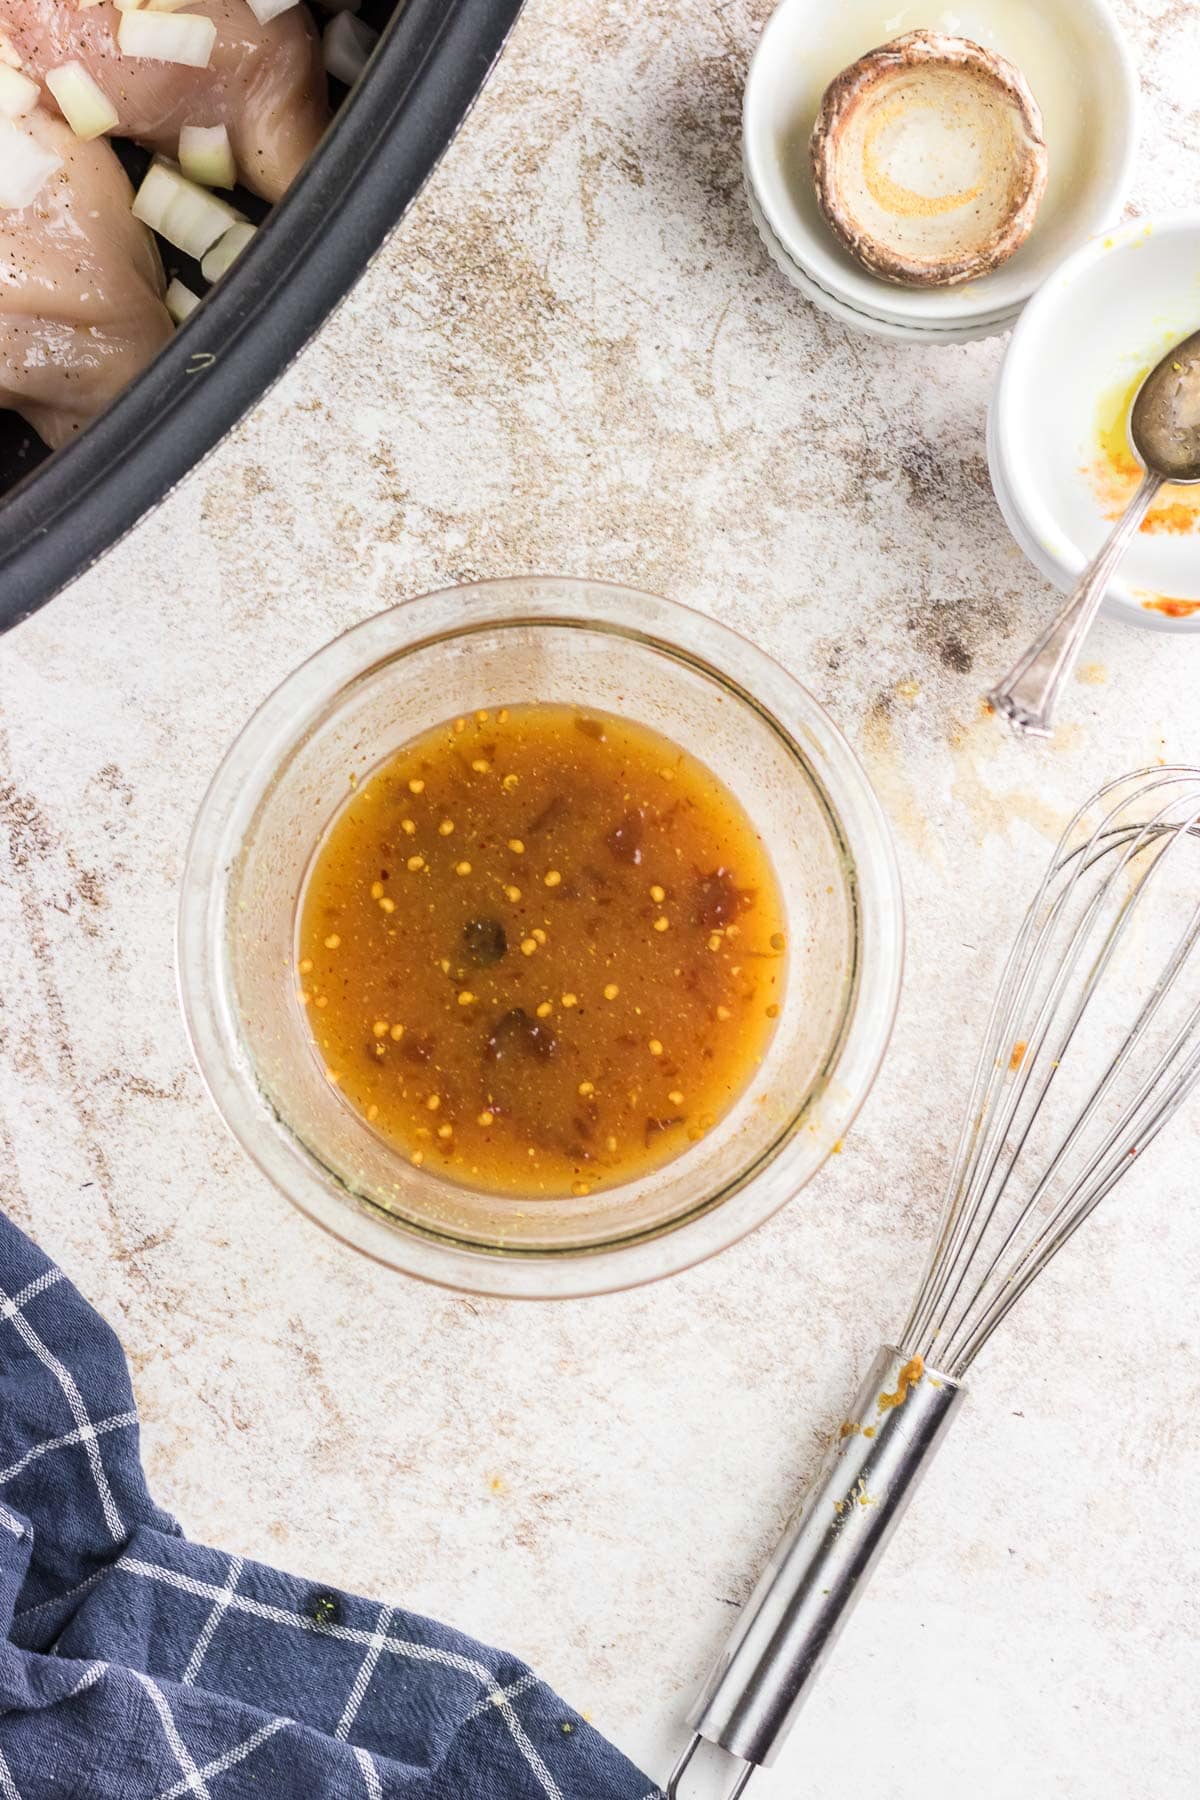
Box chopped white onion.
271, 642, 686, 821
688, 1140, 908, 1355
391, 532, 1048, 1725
200, 219, 256, 281
165, 277, 201, 322
322, 12, 376, 84
246, 0, 300, 21
131, 160, 239, 257
117, 9, 216, 67
0, 32, 23, 67
0, 120, 63, 210
0, 64, 38, 117
112, 0, 145, 11
179, 121, 235, 188
45, 61, 119, 140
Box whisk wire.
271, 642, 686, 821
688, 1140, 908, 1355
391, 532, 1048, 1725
959, 998, 1200, 1369
902, 768, 1200, 1376
913, 873, 1107, 1355
933, 856, 1200, 1368
900, 804, 1102, 1351
903, 868, 1100, 1359
951, 986, 1200, 1366
964, 986, 1200, 1339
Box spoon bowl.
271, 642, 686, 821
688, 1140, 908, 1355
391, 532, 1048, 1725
1131, 326, 1200, 485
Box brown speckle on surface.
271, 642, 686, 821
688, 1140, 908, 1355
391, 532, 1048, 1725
939, 634, 973, 674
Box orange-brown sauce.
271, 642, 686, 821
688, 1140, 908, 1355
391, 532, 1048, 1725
296, 704, 786, 1197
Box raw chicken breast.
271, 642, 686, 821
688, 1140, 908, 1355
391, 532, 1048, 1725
1, 0, 329, 202
1, 109, 172, 450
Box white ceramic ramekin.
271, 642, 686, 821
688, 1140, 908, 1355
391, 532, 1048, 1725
989, 213, 1200, 632
743, 0, 1138, 342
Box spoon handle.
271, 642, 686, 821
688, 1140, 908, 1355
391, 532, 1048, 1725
989, 470, 1163, 737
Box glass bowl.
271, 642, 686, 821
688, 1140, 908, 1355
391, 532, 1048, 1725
178, 577, 903, 1297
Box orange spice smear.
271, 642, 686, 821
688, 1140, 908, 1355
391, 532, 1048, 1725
1138, 594, 1200, 619
878, 1353, 924, 1411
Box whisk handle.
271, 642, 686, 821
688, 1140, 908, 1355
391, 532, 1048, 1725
687, 1346, 965, 1769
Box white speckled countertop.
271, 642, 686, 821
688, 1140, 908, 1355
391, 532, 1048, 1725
2, 2, 1199, 1794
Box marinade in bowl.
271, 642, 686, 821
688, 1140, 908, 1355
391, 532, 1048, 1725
178, 576, 904, 1297
296, 702, 788, 1199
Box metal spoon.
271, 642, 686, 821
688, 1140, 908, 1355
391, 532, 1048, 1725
989, 327, 1200, 737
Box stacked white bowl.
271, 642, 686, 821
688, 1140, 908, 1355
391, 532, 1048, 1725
990, 213, 1200, 632
744, 0, 1138, 345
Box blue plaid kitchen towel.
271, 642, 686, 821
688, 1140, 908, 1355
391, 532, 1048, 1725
0, 1212, 661, 1799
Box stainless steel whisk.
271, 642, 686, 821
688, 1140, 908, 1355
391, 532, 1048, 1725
668, 766, 1200, 1798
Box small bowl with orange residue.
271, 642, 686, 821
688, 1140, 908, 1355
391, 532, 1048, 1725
989, 212, 1200, 630
744, 0, 1136, 342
